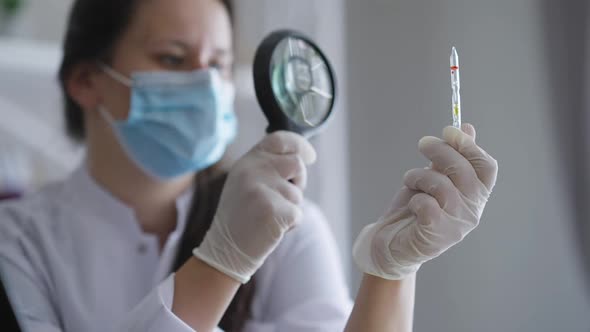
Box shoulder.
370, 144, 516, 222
0, 184, 72, 327
0, 182, 70, 299
0, 181, 68, 245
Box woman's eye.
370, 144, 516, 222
158, 54, 186, 68
210, 61, 233, 76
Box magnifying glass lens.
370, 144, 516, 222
270, 37, 334, 128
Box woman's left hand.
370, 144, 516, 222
353, 124, 498, 280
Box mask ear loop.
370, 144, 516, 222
97, 62, 133, 87
95, 62, 132, 122
95, 63, 132, 131
96, 105, 117, 125
95, 63, 133, 136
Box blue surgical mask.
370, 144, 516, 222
99, 64, 238, 179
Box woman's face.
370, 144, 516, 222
91, 0, 233, 121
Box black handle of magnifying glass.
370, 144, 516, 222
263, 106, 310, 136
265, 118, 309, 137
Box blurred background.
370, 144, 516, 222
1, 0, 589, 331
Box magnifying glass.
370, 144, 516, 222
253, 30, 336, 138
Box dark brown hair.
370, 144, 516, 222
57, 1, 256, 331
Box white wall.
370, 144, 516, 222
0, 39, 83, 188
346, 0, 590, 331
3, 0, 73, 42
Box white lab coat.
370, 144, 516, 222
0, 166, 352, 331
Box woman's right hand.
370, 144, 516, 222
193, 131, 317, 283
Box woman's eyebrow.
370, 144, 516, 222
149, 39, 191, 50
149, 39, 233, 60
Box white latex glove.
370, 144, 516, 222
353, 124, 498, 280
193, 131, 317, 283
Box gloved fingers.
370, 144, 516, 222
270, 181, 304, 206
257, 131, 317, 165
406, 193, 464, 256
269, 154, 307, 189
382, 186, 421, 218
418, 135, 481, 199
253, 186, 303, 238
461, 123, 476, 139
407, 193, 443, 228
403, 168, 462, 212
271, 198, 304, 233
442, 125, 498, 192
390, 186, 420, 209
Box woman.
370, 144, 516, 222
0, 0, 498, 331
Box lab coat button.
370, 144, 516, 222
137, 243, 148, 254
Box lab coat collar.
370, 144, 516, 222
63, 165, 194, 241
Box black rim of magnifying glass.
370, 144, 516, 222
253, 29, 337, 136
